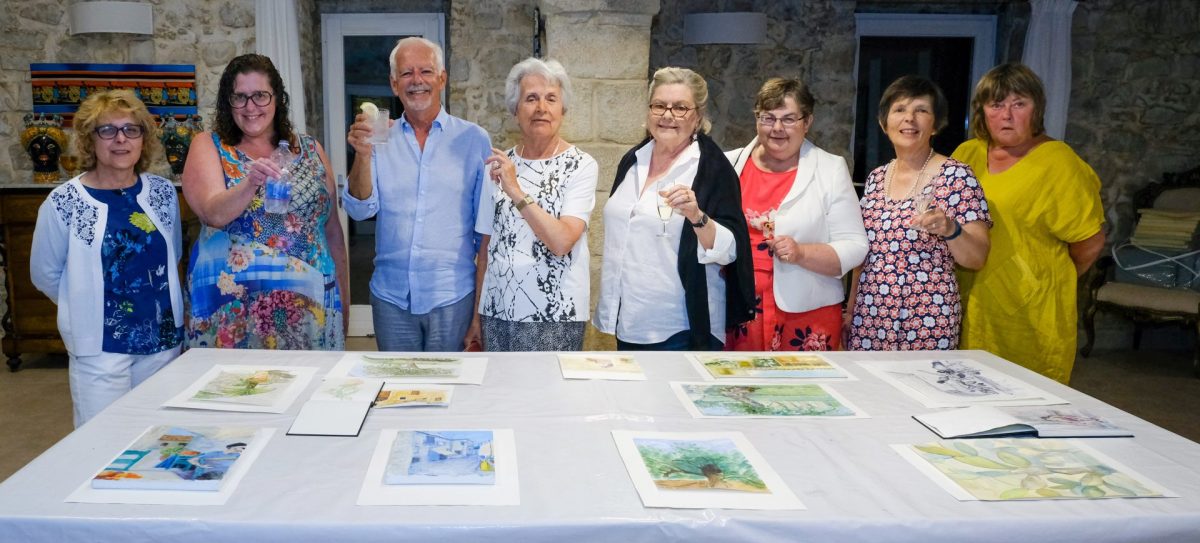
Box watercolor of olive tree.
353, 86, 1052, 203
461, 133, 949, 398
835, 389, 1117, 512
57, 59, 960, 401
910, 438, 1162, 500
634, 438, 769, 493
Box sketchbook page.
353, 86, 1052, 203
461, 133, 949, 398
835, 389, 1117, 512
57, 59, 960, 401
66, 428, 274, 505
913, 406, 1033, 438
287, 401, 373, 437
1007, 407, 1134, 438
861, 358, 1066, 408
670, 381, 869, 419
558, 353, 647, 381
161, 365, 318, 413
686, 352, 855, 382
311, 377, 385, 402
357, 429, 519, 506
373, 384, 455, 408
611, 430, 804, 510
891, 438, 1177, 502
328, 352, 488, 385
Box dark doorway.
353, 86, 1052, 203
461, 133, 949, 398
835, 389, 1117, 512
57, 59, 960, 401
853, 36, 974, 188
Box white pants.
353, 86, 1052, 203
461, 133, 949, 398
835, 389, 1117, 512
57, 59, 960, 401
69, 346, 181, 427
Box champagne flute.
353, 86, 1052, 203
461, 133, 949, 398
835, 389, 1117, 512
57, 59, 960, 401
656, 180, 674, 237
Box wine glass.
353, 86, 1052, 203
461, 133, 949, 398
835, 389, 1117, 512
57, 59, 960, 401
656, 180, 674, 237
911, 191, 933, 232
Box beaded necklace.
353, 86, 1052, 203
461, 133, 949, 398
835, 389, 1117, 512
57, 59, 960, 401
883, 147, 934, 205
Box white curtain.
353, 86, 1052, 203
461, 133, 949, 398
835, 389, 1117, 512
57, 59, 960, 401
255, 0, 308, 134
1022, 0, 1077, 140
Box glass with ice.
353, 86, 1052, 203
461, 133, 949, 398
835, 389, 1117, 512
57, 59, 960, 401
362, 103, 389, 145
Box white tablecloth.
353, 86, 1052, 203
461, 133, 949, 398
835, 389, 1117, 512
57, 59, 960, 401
1, 348, 1198, 542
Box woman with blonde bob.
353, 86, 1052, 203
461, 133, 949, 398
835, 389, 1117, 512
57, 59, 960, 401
594, 67, 754, 350
31, 90, 184, 426
952, 63, 1104, 383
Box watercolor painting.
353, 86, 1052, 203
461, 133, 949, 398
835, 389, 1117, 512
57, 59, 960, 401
633, 437, 768, 493
695, 353, 845, 379
560, 354, 643, 375
385, 430, 495, 485
351, 355, 463, 379
374, 386, 452, 408
903, 438, 1167, 500
190, 369, 297, 406
678, 383, 859, 417
312, 378, 380, 402
92, 426, 256, 491
866, 358, 1062, 408
909, 360, 1014, 397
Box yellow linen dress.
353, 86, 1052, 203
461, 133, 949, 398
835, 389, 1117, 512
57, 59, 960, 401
952, 139, 1104, 383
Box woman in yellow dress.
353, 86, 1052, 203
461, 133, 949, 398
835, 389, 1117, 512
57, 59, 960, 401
952, 63, 1105, 383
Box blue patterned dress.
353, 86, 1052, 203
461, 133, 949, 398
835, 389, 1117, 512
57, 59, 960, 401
186, 133, 344, 350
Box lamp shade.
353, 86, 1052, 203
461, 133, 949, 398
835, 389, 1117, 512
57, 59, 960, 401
683, 12, 767, 45
68, 1, 154, 35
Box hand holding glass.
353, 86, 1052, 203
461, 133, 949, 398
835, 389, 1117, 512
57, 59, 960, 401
911, 192, 933, 231
656, 181, 675, 237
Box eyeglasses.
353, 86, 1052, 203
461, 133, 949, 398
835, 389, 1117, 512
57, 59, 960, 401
649, 103, 695, 118
757, 114, 806, 128
94, 124, 145, 140
229, 91, 274, 108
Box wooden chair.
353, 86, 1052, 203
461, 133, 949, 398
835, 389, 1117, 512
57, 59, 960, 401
1081, 164, 1200, 375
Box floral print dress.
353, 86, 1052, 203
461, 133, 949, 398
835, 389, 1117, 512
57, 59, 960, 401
186, 133, 343, 350
849, 158, 990, 351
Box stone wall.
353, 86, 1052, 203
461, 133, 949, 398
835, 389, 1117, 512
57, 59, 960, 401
0, 0, 256, 183
1068, 0, 1200, 242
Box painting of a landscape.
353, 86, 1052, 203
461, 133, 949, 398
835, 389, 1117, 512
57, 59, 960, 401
190, 369, 296, 406
385, 430, 495, 485
676, 383, 860, 418
633, 437, 768, 493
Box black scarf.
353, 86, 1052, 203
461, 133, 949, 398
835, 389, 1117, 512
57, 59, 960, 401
610, 133, 756, 349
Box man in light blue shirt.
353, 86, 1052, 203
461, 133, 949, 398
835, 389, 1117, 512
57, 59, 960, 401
344, 37, 491, 352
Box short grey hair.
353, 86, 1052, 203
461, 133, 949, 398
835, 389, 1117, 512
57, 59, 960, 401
504, 57, 573, 115
649, 67, 712, 134
389, 37, 445, 76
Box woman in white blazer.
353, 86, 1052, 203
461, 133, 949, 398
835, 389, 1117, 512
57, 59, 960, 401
725, 78, 867, 351
31, 90, 184, 427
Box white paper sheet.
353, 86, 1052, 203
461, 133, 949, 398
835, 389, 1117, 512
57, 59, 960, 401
558, 353, 646, 381
669, 381, 869, 419
892, 438, 1177, 501
287, 401, 373, 436
161, 365, 318, 413
686, 352, 856, 382
64, 428, 274, 505
611, 430, 804, 510
328, 352, 488, 385
357, 429, 519, 506
861, 358, 1066, 408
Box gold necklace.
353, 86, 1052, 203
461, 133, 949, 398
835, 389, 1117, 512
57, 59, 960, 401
883, 148, 934, 204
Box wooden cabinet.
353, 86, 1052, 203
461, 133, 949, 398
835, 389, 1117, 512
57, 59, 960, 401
0, 185, 197, 371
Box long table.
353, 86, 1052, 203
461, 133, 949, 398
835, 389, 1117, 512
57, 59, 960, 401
1, 348, 1198, 542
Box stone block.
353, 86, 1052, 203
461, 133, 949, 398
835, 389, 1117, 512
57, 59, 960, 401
560, 78, 594, 141
576, 142, 632, 194
219, 1, 255, 28
201, 41, 238, 69
596, 81, 648, 143
19, 3, 64, 26
540, 0, 660, 18
1129, 57, 1170, 78
546, 22, 652, 79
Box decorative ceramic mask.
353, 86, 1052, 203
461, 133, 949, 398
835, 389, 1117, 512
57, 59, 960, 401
21, 113, 68, 183
159, 114, 204, 178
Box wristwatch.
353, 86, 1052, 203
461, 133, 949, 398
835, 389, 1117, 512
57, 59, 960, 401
690, 213, 709, 228
514, 194, 535, 211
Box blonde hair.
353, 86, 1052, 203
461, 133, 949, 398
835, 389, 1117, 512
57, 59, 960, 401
648, 67, 712, 134
73, 89, 161, 173
969, 63, 1047, 143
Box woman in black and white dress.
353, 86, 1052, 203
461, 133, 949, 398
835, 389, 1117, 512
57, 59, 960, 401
468, 57, 598, 351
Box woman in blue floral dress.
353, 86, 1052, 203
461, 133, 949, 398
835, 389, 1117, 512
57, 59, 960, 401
183, 54, 348, 350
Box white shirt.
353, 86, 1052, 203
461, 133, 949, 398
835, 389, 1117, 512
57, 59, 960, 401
475, 146, 598, 322
593, 141, 736, 344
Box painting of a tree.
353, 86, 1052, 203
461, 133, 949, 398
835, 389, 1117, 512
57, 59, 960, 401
634, 438, 768, 493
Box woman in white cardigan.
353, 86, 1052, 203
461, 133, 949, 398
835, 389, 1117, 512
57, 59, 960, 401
725, 78, 867, 351
31, 90, 184, 427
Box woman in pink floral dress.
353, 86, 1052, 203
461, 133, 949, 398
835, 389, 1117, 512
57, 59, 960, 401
847, 76, 991, 351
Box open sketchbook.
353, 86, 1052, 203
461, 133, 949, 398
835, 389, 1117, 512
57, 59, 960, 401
287, 377, 384, 437
915, 406, 1132, 439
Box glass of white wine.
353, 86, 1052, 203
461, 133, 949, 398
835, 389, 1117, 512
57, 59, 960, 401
656, 180, 674, 237
911, 190, 933, 232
